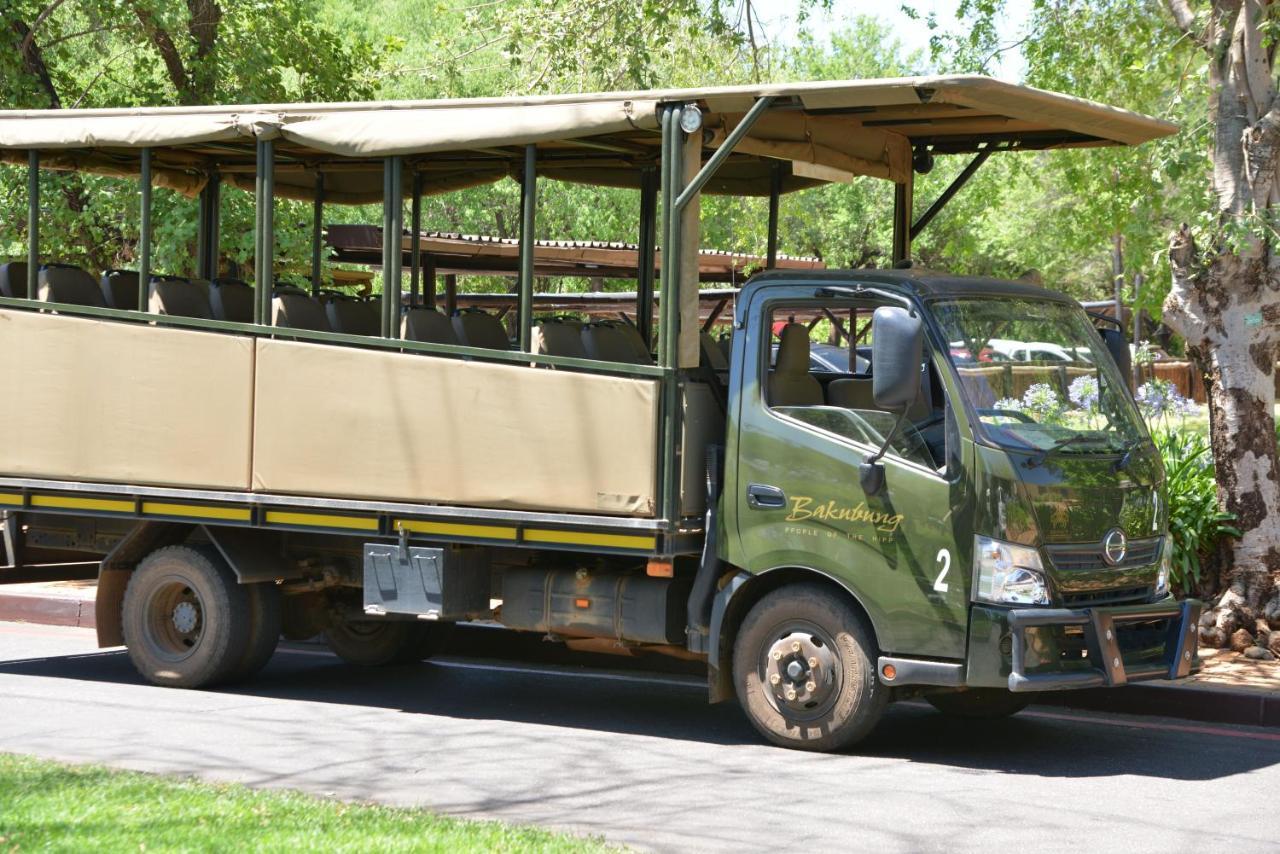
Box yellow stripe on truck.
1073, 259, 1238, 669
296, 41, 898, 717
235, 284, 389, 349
31, 494, 133, 513
394, 519, 518, 541
0, 493, 22, 507
524, 528, 657, 551
265, 510, 379, 531
142, 502, 252, 522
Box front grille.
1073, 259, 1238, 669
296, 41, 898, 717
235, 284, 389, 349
1060, 586, 1151, 608
1045, 536, 1162, 572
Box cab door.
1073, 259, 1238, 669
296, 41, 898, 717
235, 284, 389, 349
727, 290, 971, 659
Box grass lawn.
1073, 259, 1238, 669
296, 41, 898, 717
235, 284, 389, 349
0, 753, 612, 853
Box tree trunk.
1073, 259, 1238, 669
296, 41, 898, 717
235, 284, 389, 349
1162, 0, 1280, 646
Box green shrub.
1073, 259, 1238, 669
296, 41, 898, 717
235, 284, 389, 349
1154, 428, 1239, 594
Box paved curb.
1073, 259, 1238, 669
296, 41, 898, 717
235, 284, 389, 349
1044, 681, 1280, 729
3, 587, 1277, 728
0, 591, 95, 629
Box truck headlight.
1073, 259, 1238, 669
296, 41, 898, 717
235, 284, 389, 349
974, 536, 1051, 606
1154, 537, 1172, 598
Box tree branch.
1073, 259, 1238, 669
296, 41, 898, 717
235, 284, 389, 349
131, 3, 192, 101
10, 19, 62, 108
1166, 0, 1206, 45
18, 0, 69, 58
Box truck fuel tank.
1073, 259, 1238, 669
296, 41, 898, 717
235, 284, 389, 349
500, 567, 690, 645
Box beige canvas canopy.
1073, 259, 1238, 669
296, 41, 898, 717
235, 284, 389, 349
0, 75, 1175, 202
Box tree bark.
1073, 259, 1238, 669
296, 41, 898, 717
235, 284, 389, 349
1162, 0, 1280, 645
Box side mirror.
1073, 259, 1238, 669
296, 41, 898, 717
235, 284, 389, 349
871, 306, 924, 411
1098, 327, 1131, 382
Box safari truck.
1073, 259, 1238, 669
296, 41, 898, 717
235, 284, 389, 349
0, 77, 1199, 751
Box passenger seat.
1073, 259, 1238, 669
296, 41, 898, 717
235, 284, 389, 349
323, 293, 380, 336
699, 330, 729, 373
149, 276, 213, 319
826, 377, 875, 409
209, 278, 254, 323
582, 319, 651, 363
533, 317, 588, 358
272, 287, 331, 331
38, 263, 106, 307
402, 307, 459, 345
767, 323, 822, 406
0, 262, 29, 298
100, 269, 139, 310
452, 308, 511, 350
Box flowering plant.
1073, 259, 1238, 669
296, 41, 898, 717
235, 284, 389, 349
1134, 379, 1196, 423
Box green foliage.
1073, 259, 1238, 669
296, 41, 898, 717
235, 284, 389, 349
1154, 428, 1239, 593
0, 753, 606, 852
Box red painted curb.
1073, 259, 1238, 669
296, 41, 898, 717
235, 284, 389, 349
0, 593, 95, 629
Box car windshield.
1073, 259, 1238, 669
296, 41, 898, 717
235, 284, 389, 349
932, 297, 1146, 455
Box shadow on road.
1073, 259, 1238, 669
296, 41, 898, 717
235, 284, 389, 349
3, 638, 1278, 783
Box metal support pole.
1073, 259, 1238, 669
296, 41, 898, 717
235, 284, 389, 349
766, 161, 782, 269
409, 172, 423, 307
892, 170, 912, 265
658, 106, 685, 528
139, 148, 152, 310
196, 173, 220, 280
255, 139, 275, 324
311, 172, 324, 296
196, 180, 210, 281
637, 168, 658, 349
381, 156, 404, 339
208, 172, 220, 279
517, 144, 537, 352
910, 145, 991, 241
26, 151, 38, 299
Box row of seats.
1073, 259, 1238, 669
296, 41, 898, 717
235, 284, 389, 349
1, 260, 736, 369
768, 322, 931, 419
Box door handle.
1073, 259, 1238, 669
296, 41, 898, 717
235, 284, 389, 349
747, 483, 787, 509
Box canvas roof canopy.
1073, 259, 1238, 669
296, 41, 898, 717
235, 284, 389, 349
0, 75, 1176, 202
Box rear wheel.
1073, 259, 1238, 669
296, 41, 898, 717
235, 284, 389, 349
732, 583, 887, 752
122, 545, 252, 688
324, 618, 454, 666
926, 689, 1031, 719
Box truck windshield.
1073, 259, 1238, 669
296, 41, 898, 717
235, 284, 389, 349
931, 298, 1146, 455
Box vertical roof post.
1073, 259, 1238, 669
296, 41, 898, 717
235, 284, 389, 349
518, 144, 537, 352
139, 148, 152, 311
766, 161, 782, 269
381, 156, 404, 339
26, 150, 38, 299
409, 171, 423, 307
892, 170, 913, 266
255, 139, 275, 325
310, 172, 324, 297
636, 167, 658, 349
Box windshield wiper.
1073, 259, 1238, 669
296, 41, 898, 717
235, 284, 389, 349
1025, 434, 1103, 468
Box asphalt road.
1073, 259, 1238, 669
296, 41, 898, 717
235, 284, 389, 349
2, 621, 1278, 853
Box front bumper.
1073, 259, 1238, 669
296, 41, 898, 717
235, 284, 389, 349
967, 598, 1202, 692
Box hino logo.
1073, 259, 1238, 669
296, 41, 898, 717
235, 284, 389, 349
1102, 528, 1128, 566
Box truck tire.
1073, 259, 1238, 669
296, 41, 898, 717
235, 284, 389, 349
732, 583, 888, 751
228, 581, 281, 682
926, 689, 1031, 719
324, 619, 453, 666
121, 545, 252, 688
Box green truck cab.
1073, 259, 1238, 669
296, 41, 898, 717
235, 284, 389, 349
709, 269, 1198, 749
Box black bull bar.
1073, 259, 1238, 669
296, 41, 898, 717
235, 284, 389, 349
1007, 599, 1201, 692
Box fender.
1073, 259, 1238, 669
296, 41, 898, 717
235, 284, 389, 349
706, 565, 884, 702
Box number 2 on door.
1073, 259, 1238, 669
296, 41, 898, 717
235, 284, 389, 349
933, 549, 950, 594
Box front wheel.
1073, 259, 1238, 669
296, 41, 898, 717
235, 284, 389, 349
926, 689, 1031, 719
732, 583, 888, 752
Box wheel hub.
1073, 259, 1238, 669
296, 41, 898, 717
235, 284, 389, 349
764, 631, 837, 714
171, 600, 199, 635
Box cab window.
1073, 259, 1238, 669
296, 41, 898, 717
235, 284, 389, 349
762, 302, 948, 472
